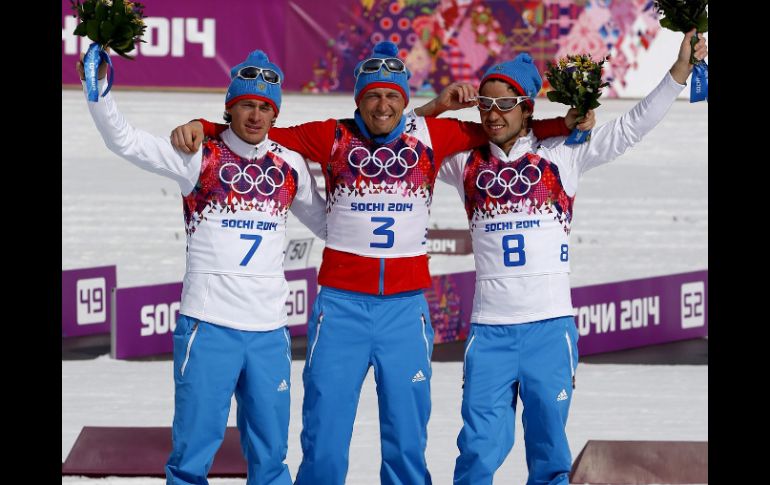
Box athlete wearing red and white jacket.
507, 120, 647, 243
187, 91, 571, 297
171, 41, 578, 485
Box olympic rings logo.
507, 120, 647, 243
219, 162, 285, 196
348, 146, 420, 178
475, 164, 542, 198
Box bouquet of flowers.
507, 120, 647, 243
654, 0, 708, 102
545, 54, 610, 145
70, 0, 147, 101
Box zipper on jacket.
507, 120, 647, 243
378, 258, 385, 295
180, 322, 200, 376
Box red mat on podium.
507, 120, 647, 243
62, 426, 247, 477
570, 440, 708, 484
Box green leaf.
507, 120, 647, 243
111, 0, 125, 15
100, 20, 114, 39
86, 19, 101, 43
113, 22, 130, 40
114, 48, 136, 60
696, 15, 708, 33
95, 2, 107, 21
83, 1, 95, 14
659, 17, 680, 32
73, 22, 88, 36
655, 0, 707, 32
112, 17, 128, 30
114, 38, 134, 51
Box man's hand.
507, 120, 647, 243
170, 121, 205, 154
76, 49, 109, 81
414, 82, 478, 117
565, 108, 596, 131
670, 29, 708, 84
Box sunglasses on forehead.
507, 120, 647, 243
476, 95, 530, 112
355, 57, 407, 78
236, 66, 281, 84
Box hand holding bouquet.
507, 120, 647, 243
654, 0, 708, 102
545, 54, 610, 145
70, 0, 147, 101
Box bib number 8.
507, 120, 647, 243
502, 234, 525, 267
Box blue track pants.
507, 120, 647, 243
295, 287, 434, 485
165, 315, 293, 485
454, 316, 579, 485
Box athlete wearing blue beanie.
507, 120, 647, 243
226, 49, 283, 114
353, 41, 411, 106
480, 52, 542, 111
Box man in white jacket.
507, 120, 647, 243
78, 49, 326, 485
419, 30, 708, 485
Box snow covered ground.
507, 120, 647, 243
62, 359, 707, 485
62, 86, 707, 484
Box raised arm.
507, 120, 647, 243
564, 29, 708, 174
413, 82, 478, 118
414, 81, 588, 140
170, 118, 337, 165
78, 59, 201, 195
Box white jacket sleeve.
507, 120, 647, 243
437, 151, 469, 201
83, 81, 202, 195
288, 156, 327, 240
565, 71, 687, 175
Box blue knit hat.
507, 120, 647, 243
225, 50, 283, 114
480, 53, 542, 111
354, 41, 411, 106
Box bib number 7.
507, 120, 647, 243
239, 234, 263, 266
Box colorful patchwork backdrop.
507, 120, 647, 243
62, 0, 670, 98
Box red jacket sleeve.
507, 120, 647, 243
424, 116, 572, 166
198, 118, 337, 164
531, 117, 570, 139
269, 120, 337, 164
199, 119, 228, 137
424, 118, 487, 167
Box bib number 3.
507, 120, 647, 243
370, 217, 395, 249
